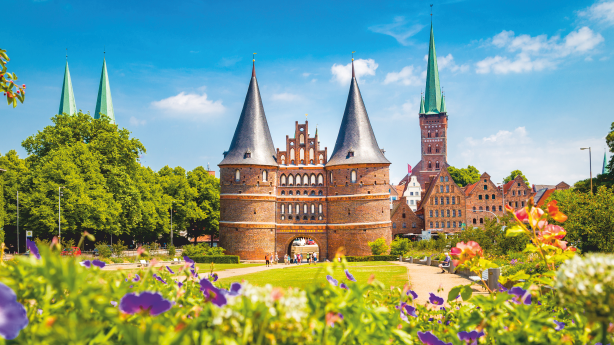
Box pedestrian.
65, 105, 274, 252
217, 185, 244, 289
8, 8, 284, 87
275, 253, 279, 265
439, 253, 451, 273
265, 254, 270, 267
313, 252, 318, 263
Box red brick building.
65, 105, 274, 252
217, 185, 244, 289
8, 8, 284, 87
503, 175, 534, 210
390, 197, 424, 237
464, 173, 505, 227
421, 168, 466, 234
219, 60, 392, 260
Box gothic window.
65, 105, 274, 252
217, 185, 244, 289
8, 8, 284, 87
317, 174, 323, 185
288, 203, 292, 214
435, 146, 440, 153
452, 210, 456, 217
303, 204, 308, 214
290, 148, 295, 160
484, 185, 488, 190
428, 161, 432, 169
485, 195, 489, 200
296, 204, 300, 214
479, 195, 483, 200
318, 204, 323, 213
311, 174, 316, 186
300, 148, 305, 160
281, 204, 285, 214
473, 218, 477, 224
281, 155, 285, 165
350, 170, 357, 183
311, 204, 315, 213
435, 161, 440, 169
300, 133, 305, 144
479, 206, 483, 211
318, 190, 323, 196
310, 191, 315, 195
435, 131, 439, 137
309, 148, 314, 161
281, 191, 285, 195
262, 170, 268, 182
523, 190, 527, 195
289, 191, 293, 195
329, 172, 334, 184
235, 169, 240, 182
428, 131, 431, 138
480, 218, 484, 224
402, 213, 406, 218
304, 191, 308, 195
440, 197, 444, 204
440, 186, 444, 193
296, 174, 302, 186
492, 194, 496, 199
319, 154, 324, 164
428, 145, 432, 153
281, 215, 285, 220
318, 215, 323, 220
430, 222, 433, 228
440, 176, 444, 182
436, 221, 439, 228
288, 175, 294, 186
434, 198, 438, 205
512, 191, 516, 196
303, 174, 309, 186
280, 175, 286, 186
499, 206, 502, 212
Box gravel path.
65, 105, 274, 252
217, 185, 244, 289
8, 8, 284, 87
391, 261, 488, 305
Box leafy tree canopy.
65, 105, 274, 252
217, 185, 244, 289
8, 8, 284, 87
447, 165, 480, 187
503, 170, 530, 186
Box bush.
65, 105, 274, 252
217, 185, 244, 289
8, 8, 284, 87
112, 240, 127, 258
187, 255, 239, 264
94, 243, 112, 258
344, 255, 397, 262
182, 243, 226, 257
368, 238, 389, 255
167, 244, 176, 256
390, 237, 410, 256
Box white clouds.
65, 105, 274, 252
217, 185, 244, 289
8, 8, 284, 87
271, 93, 302, 101
151, 92, 225, 120
423, 53, 469, 73
458, 127, 604, 184
578, 1, 614, 26
302, 72, 311, 77
129, 117, 146, 126
330, 59, 378, 85
476, 27, 604, 74
368, 17, 424, 46
383, 65, 421, 85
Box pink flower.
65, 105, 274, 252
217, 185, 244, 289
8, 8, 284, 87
514, 207, 529, 222
450, 241, 483, 266
529, 207, 547, 229
541, 224, 566, 242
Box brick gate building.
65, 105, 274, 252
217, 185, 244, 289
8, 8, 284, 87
219, 59, 392, 260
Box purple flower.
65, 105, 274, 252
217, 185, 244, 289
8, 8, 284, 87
458, 330, 485, 345
92, 259, 106, 268
553, 320, 565, 331
166, 266, 175, 274
80, 260, 92, 267
428, 317, 434, 322
417, 331, 452, 345
402, 304, 417, 318
429, 293, 444, 306
26, 238, 40, 260
340, 282, 348, 290
220, 282, 242, 297
37, 309, 43, 315
177, 281, 183, 288
344, 269, 356, 282
508, 287, 531, 305
407, 290, 418, 300
208, 273, 218, 282
338, 312, 344, 320
326, 275, 338, 287
184, 256, 195, 268
498, 284, 508, 292
152, 274, 167, 284
0, 282, 29, 340
199, 278, 227, 307
119, 291, 172, 316
440, 307, 446, 311
110, 301, 118, 307
132, 274, 141, 282
510, 259, 518, 266
190, 269, 198, 278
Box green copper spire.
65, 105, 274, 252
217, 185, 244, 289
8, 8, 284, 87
424, 23, 442, 114
94, 58, 115, 124
419, 95, 425, 113
440, 94, 447, 113
604, 150, 610, 175
59, 61, 77, 116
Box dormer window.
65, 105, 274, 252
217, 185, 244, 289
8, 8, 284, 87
347, 150, 355, 158
244, 150, 251, 159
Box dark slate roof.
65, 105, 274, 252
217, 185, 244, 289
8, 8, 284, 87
219, 63, 278, 167
326, 72, 390, 167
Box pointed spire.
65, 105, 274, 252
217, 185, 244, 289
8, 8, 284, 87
419, 92, 425, 114
440, 94, 447, 113
424, 22, 442, 114
94, 57, 116, 124
219, 60, 277, 167
351, 51, 356, 78
59, 60, 77, 116
326, 70, 390, 166
604, 150, 610, 175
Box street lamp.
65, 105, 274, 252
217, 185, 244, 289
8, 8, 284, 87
16, 191, 19, 254
580, 147, 592, 194
58, 186, 65, 240
473, 209, 500, 224
171, 201, 175, 246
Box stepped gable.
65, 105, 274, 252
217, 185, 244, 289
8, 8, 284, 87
219, 62, 277, 167
326, 60, 389, 166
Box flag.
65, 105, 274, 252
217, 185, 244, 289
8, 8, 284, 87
408, 164, 412, 175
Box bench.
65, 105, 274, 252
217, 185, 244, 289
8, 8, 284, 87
139, 260, 149, 267
173, 258, 179, 262
468, 270, 489, 289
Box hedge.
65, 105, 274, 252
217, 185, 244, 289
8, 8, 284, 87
187, 255, 240, 264
344, 255, 398, 262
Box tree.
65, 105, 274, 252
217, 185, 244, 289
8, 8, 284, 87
503, 170, 530, 186
390, 237, 410, 256
0, 150, 29, 251
447, 165, 480, 187
0, 49, 26, 108
187, 167, 220, 246
545, 187, 614, 253
368, 238, 389, 255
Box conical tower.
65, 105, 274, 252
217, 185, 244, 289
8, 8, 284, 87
94, 58, 116, 124
423, 23, 442, 115
58, 61, 77, 116
325, 57, 392, 257
218, 59, 277, 260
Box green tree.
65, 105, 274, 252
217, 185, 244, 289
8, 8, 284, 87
390, 237, 410, 256
0, 49, 26, 108
0, 150, 29, 250
546, 187, 614, 253
187, 167, 220, 245
607, 122, 614, 174
368, 238, 389, 255
503, 170, 530, 186
447, 165, 480, 187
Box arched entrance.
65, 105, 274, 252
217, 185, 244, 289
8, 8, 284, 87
286, 236, 320, 263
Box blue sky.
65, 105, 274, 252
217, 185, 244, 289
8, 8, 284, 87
2, 0, 613, 185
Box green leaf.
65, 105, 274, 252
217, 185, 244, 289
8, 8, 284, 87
506, 225, 527, 237
507, 270, 529, 281
448, 285, 462, 301
523, 243, 540, 253
461, 284, 473, 301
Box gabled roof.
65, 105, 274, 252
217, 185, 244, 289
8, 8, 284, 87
464, 182, 478, 196
326, 60, 390, 167
502, 180, 514, 194
536, 189, 555, 207
59, 61, 77, 116
423, 23, 442, 115
395, 184, 405, 196
219, 62, 278, 167
390, 200, 403, 217
417, 169, 443, 211
94, 58, 116, 124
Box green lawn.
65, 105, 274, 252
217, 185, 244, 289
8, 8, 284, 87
218, 261, 408, 289
113, 263, 263, 272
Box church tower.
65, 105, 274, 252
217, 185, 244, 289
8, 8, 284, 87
325, 58, 392, 256
58, 61, 77, 116
94, 57, 116, 124
414, 22, 448, 189
218, 60, 278, 260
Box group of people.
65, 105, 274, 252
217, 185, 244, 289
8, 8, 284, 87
264, 252, 279, 267
284, 252, 317, 265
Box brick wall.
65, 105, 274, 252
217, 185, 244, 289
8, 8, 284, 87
465, 173, 505, 227
504, 176, 533, 210
422, 170, 466, 232
391, 197, 424, 237
219, 226, 276, 260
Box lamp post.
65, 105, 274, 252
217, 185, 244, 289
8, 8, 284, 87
581, 147, 592, 194
58, 186, 65, 240
171, 201, 174, 246
474, 209, 500, 224
17, 191, 19, 254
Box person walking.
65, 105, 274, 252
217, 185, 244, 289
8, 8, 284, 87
313, 252, 318, 264
265, 254, 270, 267
275, 253, 279, 265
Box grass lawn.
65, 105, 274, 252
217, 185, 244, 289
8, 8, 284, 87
111, 263, 263, 272
218, 261, 408, 289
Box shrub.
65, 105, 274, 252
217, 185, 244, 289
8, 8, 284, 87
94, 243, 112, 258
112, 240, 127, 258
182, 243, 226, 257
167, 244, 176, 256
368, 238, 389, 255
187, 255, 240, 264
344, 255, 397, 262
390, 237, 411, 256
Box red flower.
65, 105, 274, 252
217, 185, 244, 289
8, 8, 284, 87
514, 207, 529, 222
450, 241, 483, 266
547, 200, 568, 223
541, 224, 566, 241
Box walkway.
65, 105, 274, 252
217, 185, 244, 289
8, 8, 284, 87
391, 261, 488, 304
